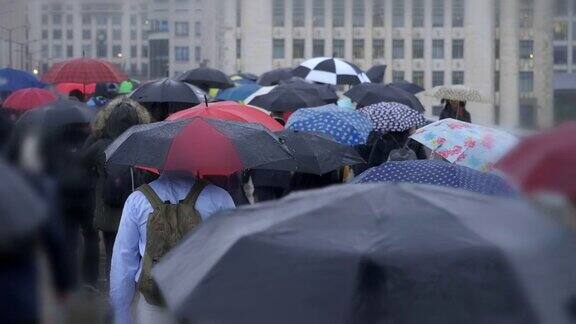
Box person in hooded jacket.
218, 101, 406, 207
439, 99, 472, 123
368, 130, 428, 167
81, 97, 151, 282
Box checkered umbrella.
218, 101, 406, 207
292, 57, 371, 85
358, 102, 427, 132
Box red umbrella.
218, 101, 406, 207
496, 122, 576, 201
167, 101, 284, 131
55, 82, 97, 96
41, 58, 127, 84
3, 88, 57, 112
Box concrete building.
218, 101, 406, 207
221, 0, 554, 129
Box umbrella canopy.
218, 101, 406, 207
0, 159, 48, 249
166, 101, 283, 131
278, 78, 339, 103
15, 99, 95, 131
428, 85, 486, 103
358, 102, 426, 132
178, 67, 234, 90
390, 81, 425, 94
0, 68, 45, 92
3, 88, 58, 112
267, 130, 365, 175
292, 57, 371, 85
257, 68, 293, 86
105, 117, 294, 177
344, 83, 425, 112
248, 87, 327, 112
129, 78, 203, 105
41, 58, 127, 84
230, 73, 258, 84
496, 122, 576, 201
353, 160, 516, 197
153, 183, 576, 324
54, 82, 97, 97
215, 84, 261, 102
118, 79, 140, 94
411, 118, 518, 172
286, 104, 373, 145
365, 64, 387, 83
244, 85, 275, 104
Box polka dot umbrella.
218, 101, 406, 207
358, 102, 427, 132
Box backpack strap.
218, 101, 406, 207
138, 184, 164, 209
182, 180, 209, 207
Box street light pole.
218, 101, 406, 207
0, 24, 29, 68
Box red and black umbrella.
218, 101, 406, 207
2, 88, 58, 112
105, 117, 295, 177
497, 122, 576, 201
167, 101, 283, 131
41, 58, 127, 84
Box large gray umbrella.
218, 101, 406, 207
153, 183, 576, 324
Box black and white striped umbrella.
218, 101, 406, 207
292, 57, 371, 86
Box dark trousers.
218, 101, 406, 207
63, 210, 99, 287
101, 231, 117, 280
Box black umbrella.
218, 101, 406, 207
390, 81, 425, 94
105, 117, 296, 177
232, 73, 259, 82
258, 130, 365, 175
278, 78, 339, 104
257, 68, 293, 86
15, 99, 95, 131
345, 83, 425, 112
178, 67, 234, 91
154, 183, 576, 324
248, 87, 326, 112
0, 160, 47, 248
366, 64, 387, 83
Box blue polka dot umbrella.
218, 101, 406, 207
286, 104, 373, 145
352, 160, 517, 197
358, 102, 427, 132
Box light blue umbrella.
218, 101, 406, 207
286, 104, 373, 145
216, 84, 261, 102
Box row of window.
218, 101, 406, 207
271, 38, 465, 60
174, 46, 203, 63
389, 70, 465, 87
42, 43, 149, 59
42, 13, 129, 26
552, 45, 576, 65
554, 0, 576, 17
272, 0, 465, 29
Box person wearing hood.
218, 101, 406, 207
81, 97, 152, 283
439, 99, 471, 123
368, 130, 427, 167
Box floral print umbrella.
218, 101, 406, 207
410, 119, 518, 172
358, 102, 427, 132
286, 104, 373, 146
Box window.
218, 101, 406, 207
236, 38, 242, 59
495, 0, 501, 28
131, 30, 137, 40
67, 45, 74, 58
373, 0, 385, 27
412, 0, 425, 28
393, 39, 405, 59
82, 14, 91, 25
313, 0, 325, 27
113, 45, 122, 58
412, 39, 424, 59
42, 14, 48, 25
519, 0, 534, 28
554, 21, 568, 40
392, 0, 405, 27
96, 14, 107, 26
554, 46, 568, 64
333, 0, 345, 27
53, 29, 62, 40
413, 71, 424, 88
42, 30, 48, 40
175, 22, 189, 36
113, 29, 121, 41
452, 39, 464, 59
572, 46, 576, 64
293, 0, 305, 27
142, 45, 148, 58
393, 71, 405, 83
131, 15, 137, 25
195, 22, 201, 37
112, 15, 121, 26
53, 45, 63, 58
82, 29, 91, 40
82, 44, 91, 57
452, 71, 465, 85
273, 0, 285, 27
353, 39, 365, 59
333, 39, 345, 58
520, 104, 536, 129
53, 14, 62, 25
313, 39, 325, 57
175, 46, 189, 62
572, 22, 576, 40
66, 14, 73, 25
293, 39, 305, 58
131, 63, 137, 75
353, 0, 365, 27
432, 71, 445, 87
519, 71, 534, 92
236, 0, 242, 27
195, 46, 202, 62
41, 45, 49, 57
452, 0, 465, 27
495, 71, 500, 92
66, 29, 73, 40
555, 0, 568, 16
432, 0, 444, 27
373, 39, 385, 58
519, 40, 534, 59
273, 39, 285, 58
433, 39, 444, 59
495, 39, 500, 59
131, 45, 137, 58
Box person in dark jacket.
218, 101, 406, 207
81, 97, 151, 282
368, 131, 427, 167
439, 99, 471, 123
250, 169, 292, 202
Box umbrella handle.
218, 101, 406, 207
130, 167, 135, 192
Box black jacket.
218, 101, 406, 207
439, 106, 471, 123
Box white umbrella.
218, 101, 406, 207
427, 85, 487, 103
